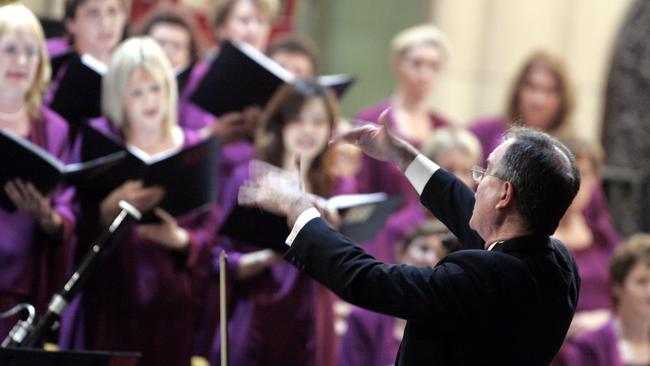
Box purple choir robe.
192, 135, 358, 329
0, 107, 76, 339
46, 37, 71, 58
338, 306, 401, 366
354, 99, 449, 262
59, 118, 217, 366
176, 60, 254, 205
554, 318, 625, 366
572, 187, 620, 312
210, 162, 355, 366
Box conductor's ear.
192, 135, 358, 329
495, 181, 515, 210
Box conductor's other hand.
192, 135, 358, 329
331, 108, 419, 171
238, 160, 314, 226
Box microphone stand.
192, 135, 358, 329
1, 200, 142, 348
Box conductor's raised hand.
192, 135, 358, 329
238, 160, 314, 226
332, 108, 419, 171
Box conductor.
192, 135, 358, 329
239, 112, 581, 365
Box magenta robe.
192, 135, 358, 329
0, 107, 76, 340
210, 162, 355, 366
554, 318, 625, 366
59, 118, 217, 366
572, 197, 620, 312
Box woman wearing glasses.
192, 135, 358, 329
0, 4, 75, 340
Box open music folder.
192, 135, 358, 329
190, 40, 356, 117
0, 130, 126, 211
76, 125, 220, 222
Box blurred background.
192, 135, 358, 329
22, 0, 632, 141
21, 0, 650, 236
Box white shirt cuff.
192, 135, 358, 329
285, 207, 321, 247
404, 154, 440, 195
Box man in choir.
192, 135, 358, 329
239, 115, 581, 365
62, 0, 127, 64
0, 3, 75, 340
45, 0, 128, 126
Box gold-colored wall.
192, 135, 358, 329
432, 0, 633, 142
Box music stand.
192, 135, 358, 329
0, 348, 140, 366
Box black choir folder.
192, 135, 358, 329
190, 40, 356, 117
77, 126, 219, 222
0, 348, 140, 366
0, 130, 126, 211
219, 193, 402, 252
49, 53, 105, 123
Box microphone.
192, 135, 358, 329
0, 303, 35, 348
2, 200, 141, 348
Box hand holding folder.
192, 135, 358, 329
77, 125, 220, 222
0, 130, 126, 211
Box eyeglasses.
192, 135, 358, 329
471, 165, 501, 184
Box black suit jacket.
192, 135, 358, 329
285, 169, 580, 365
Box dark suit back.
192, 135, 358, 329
286, 168, 580, 365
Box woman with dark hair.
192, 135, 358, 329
212, 80, 352, 366
556, 234, 650, 366
469, 51, 575, 166
0, 3, 75, 340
